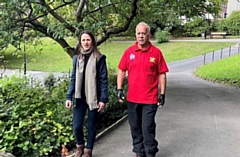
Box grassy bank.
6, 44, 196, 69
1, 37, 235, 72
195, 54, 240, 88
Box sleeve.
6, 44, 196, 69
157, 50, 169, 74
66, 55, 77, 100
118, 49, 128, 71
98, 55, 109, 103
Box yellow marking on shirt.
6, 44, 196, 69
149, 57, 156, 63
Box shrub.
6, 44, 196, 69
155, 29, 169, 43
44, 73, 56, 91
216, 11, 240, 35
0, 75, 73, 157
183, 17, 210, 37
97, 70, 128, 131
0, 71, 128, 156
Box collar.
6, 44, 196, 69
133, 42, 152, 52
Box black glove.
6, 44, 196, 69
117, 89, 125, 103
158, 94, 165, 106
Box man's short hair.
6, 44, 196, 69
135, 22, 151, 34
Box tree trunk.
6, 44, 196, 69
55, 38, 76, 58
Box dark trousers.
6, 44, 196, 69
73, 99, 98, 149
128, 102, 159, 157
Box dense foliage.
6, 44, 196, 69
171, 10, 240, 37
0, 0, 225, 58
216, 11, 240, 35
0, 75, 73, 156
183, 18, 210, 37
0, 71, 128, 156
155, 29, 169, 43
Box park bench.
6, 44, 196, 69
210, 32, 227, 39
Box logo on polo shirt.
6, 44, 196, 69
149, 57, 156, 63
130, 54, 135, 60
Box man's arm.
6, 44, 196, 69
117, 69, 126, 89
159, 73, 167, 94
158, 73, 167, 107
117, 69, 126, 102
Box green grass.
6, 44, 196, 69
195, 54, 240, 88
154, 42, 235, 62
1, 37, 240, 88
0, 37, 237, 72
100, 41, 235, 70
2, 37, 76, 72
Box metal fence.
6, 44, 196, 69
203, 43, 240, 65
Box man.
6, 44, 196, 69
117, 22, 169, 157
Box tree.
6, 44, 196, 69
123, 0, 226, 36
0, 0, 224, 58
0, 0, 138, 57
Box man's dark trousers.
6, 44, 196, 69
128, 102, 159, 157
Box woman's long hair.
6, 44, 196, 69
77, 30, 100, 60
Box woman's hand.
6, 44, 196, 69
65, 100, 72, 108
97, 102, 105, 112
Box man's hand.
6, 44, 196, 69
117, 89, 125, 103
158, 94, 165, 107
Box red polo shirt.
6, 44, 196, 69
118, 42, 169, 104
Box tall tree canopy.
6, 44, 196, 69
0, 0, 225, 58
128, 0, 227, 35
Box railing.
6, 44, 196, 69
203, 43, 240, 65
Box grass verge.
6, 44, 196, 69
195, 54, 240, 88
1, 37, 236, 72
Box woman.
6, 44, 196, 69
65, 30, 108, 157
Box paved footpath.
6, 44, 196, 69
92, 39, 240, 157
1, 39, 240, 157
0, 69, 67, 82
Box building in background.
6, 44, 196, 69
226, 0, 240, 17
221, 3, 228, 18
